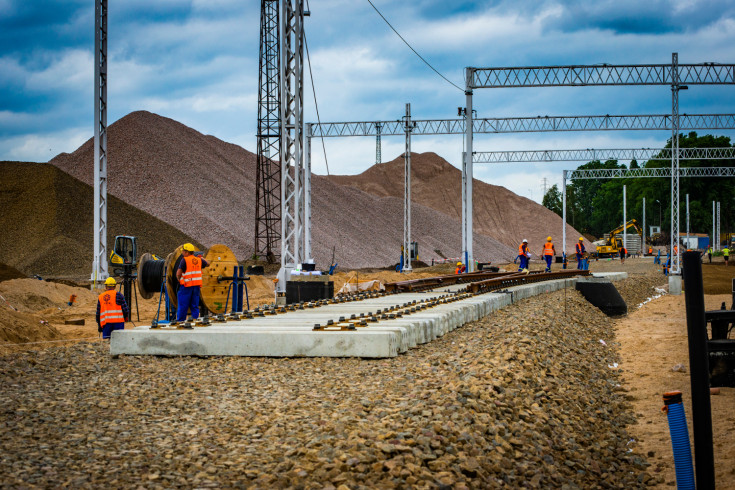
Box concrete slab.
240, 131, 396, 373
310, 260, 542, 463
110, 271, 631, 358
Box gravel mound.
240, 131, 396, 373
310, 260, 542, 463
0, 162, 202, 279
0, 276, 656, 488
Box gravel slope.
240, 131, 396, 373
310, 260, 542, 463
0, 274, 659, 488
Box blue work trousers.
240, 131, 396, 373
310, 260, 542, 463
177, 285, 201, 321
576, 254, 588, 270
544, 255, 553, 272
518, 255, 529, 270
102, 322, 124, 339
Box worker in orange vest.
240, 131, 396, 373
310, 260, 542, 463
517, 239, 530, 271
176, 243, 210, 322
96, 277, 129, 339
455, 261, 466, 274
575, 237, 587, 270
541, 236, 556, 272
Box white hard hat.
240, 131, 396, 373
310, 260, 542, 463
522, 239, 528, 243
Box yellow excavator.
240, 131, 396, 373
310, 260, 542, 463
594, 219, 643, 258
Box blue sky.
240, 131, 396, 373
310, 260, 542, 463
1, 0, 734, 203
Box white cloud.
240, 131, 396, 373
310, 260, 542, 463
1, 127, 89, 162
25, 49, 92, 92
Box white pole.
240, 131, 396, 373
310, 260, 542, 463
562, 171, 567, 257
403, 103, 412, 273
686, 194, 690, 250
643, 197, 646, 255
623, 185, 627, 255
713, 201, 716, 251
463, 70, 474, 272
717, 202, 721, 251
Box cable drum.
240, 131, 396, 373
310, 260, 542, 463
136, 253, 165, 300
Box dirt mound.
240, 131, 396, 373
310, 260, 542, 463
0, 306, 61, 345
0, 162, 202, 279
50, 111, 515, 269
326, 152, 590, 255
0, 263, 26, 282
0, 279, 97, 314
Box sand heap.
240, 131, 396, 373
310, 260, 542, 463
326, 152, 590, 255
50, 111, 518, 269
0, 162, 201, 278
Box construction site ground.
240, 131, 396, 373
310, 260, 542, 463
0, 257, 733, 487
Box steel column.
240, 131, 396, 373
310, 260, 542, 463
304, 123, 312, 262
643, 197, 646, 253
562, 170, 567, 255
686, 194, 690, 249
717, 202, 721, 250
402, 104, 413, 273
623, 185, 627, 253
92, 0, 109, 283
713, 201, 716, 250
671, 52, 681, 273
376, 122, 382, 164
463, 70, 474, 272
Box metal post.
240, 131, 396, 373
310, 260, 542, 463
713, 201, 716, 251
623, 185, 627, 254
304, 123, 312, 262
376, 122, 382, 165
681, 251, 716, 490
686, 194, 690, 250
643, 197, 646, 255
562, 171, 567, 256
717, 201, 721, 251
92, 0, 109, 283
402, 103, 413, 273
671, 52, 681, 273
463, 68, 474, 272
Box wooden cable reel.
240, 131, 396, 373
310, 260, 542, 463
138, 244, 240, 315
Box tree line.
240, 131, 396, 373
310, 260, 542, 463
542, 132, 734, 241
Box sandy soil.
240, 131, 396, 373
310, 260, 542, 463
618, 289, 735, 488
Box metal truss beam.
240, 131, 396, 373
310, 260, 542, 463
568, 166, 735, 180
309, 113, 735, 137
470, 62, 735, 88
255, 0, 281, 263
92, 0, 108, 283
474, 147, 735, 163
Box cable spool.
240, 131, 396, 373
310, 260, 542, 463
137, 253, 166, 300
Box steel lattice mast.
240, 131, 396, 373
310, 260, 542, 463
92, 0, 108, 283
255, 0, 282, 263
473, 147, 735, 163
276, 0, 305, 293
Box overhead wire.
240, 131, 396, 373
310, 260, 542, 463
365, 0, 464, 92
304, 32, 330, 176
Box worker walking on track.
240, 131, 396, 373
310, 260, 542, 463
96, 277, 129, 339
176, 243, 210, 321
541, 237, 556, 273
575, 237, 587, 270
517, 239, 530, 271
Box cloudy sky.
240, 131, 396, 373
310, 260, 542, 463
2, 0, 734, 202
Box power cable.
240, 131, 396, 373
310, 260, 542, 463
365, 0, 464, 92
304, 32, 330, 175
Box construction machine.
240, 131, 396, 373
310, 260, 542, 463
109, 236, 139, 318
593, 219, 643, 258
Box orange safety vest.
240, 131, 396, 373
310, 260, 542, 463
575, 243, 584, 254
543, 242, 554, 256
99, 291, 124, 327
181, 255, 203, 286
518, 243, 528, 255
648, 247, 652, 254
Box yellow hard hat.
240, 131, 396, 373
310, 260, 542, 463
547, 236, 552, 241
183, 243, 195, 252
104, 277, 116, 286
579, 237, 584, 241
457, 262, 462, 266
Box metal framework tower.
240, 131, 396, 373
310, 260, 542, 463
376, 122, 382, 164
670, 53, 682, 272
276, 0, 305, 291
717, 201, 721, 250
402, 104, 414, 272
92, 0, 109, 282
255, 0, 282, 263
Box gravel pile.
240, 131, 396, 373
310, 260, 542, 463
0, 275, 656, 488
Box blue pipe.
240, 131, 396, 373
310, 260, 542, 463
663, 391, 695, 489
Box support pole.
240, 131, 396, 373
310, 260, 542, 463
376, 122, 382, 165
643, 197, 646, 255
304, 123, 312, 262
463, 69, 474, 272
623, 185, 627, 254
671, 52, 681, 273
92, 0, 109, 283
562, 171, 567, 256
402, 103, 413, 273
717, 201, 721, 251
681, 251, 716, 490
713, 201, 716, 251
686, 194, 690, 250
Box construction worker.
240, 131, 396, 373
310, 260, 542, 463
724, 246, 730, 266
518, 239, 530, 271
541, 237, 555, 273
176, 243, 210, 321
575, 237, 586, 270
619, 245, 627, 264
707, 246, 712, 263
455, 261, 466, 274
96, 277, 129, 339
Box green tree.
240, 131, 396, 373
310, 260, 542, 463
542, 184, 562, 216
